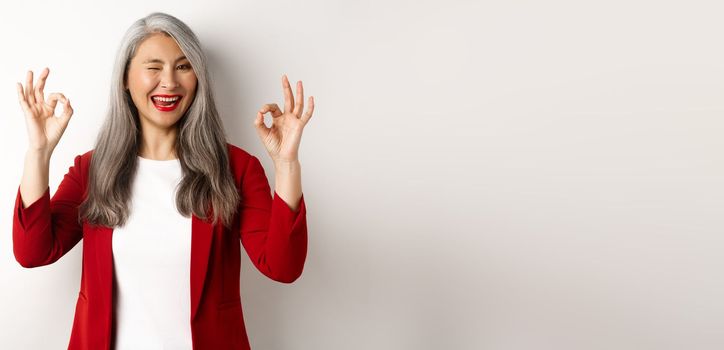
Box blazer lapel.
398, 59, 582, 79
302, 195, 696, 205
190, 213, 214, 320
93, 225, 115, 346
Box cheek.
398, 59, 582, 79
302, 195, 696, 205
129, 71, 158, 97
137, 74, 158, 92
182, 75, 198, 94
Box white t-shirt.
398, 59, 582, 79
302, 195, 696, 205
112, 156, 193, 349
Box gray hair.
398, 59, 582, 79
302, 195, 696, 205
79, 12, 239, 228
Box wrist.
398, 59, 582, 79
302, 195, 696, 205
25, 148, 52, 163
273, 158, 300, 170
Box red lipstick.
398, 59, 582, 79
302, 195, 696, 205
151, 94, 182, 112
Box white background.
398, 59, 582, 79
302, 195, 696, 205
1, 0, 723, 349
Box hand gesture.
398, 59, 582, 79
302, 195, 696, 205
254, 75, 314, 164
16, 68, 73, 153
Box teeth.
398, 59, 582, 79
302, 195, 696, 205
152, 96, 180, 102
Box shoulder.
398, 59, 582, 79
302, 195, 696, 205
225, 142, 264, 179
56, 149, 95, 187
74, 149, 95, 171
80, 149, 94, 162
77, 150, 95, 173
225, 142, 253, 162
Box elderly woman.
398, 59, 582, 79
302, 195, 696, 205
13, 12, 314, 350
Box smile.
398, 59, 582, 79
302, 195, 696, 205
151, 94, 182, 112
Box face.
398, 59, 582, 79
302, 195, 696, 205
125, 33, 197, 133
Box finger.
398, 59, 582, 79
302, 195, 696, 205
292, 80, 304, 117
254, 110, 270, 130
16, 82, 31, 113
259, 103, 283, 118
46, 92, 66, 110
34, 68, 49, 105
59, 97, 73, 125
254, 111, 271, 144
301, 96, 314, 124
25, 71, 36, 105
282, 74, 294, 114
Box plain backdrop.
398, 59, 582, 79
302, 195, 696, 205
1, 0, 723, 349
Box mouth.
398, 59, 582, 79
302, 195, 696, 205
151, 94, 182, 112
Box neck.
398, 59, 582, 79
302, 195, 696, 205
138, 126, 178, 160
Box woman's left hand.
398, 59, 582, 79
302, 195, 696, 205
255, 74, 314, 164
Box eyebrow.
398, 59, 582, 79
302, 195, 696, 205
141, 56, 188, 64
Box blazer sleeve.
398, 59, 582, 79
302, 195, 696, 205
238, 155, 308, 283
12, 154, 85, 268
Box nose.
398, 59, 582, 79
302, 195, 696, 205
160, 68, 179, 89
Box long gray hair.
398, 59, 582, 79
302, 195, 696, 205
79, 12, 239, 228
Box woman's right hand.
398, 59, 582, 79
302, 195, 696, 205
16, 68, 73, 154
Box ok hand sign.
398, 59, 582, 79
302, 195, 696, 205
255, 75, 314, 164
16, 68, 73, 154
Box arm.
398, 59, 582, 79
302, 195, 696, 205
239, 155, 308, 283
14, 67, 79, 268
273, 159, 302, 212
13, 154, 85, 268
20, 149, 51, 208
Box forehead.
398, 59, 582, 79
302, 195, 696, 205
133, 33, 186, 62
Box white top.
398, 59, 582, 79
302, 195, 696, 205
112, 156, 193, 349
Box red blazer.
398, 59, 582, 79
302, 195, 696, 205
12, 143, 308, 350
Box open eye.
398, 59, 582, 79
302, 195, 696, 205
177, 64, 191, 71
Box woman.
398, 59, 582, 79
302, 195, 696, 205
13, 12, 314, 350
